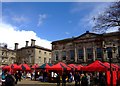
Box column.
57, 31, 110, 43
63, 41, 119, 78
93, 47, 96, 61
74, 43, 78, 62
103, 41, 106, 61
59, 50, 62, 61
83, 46, 86, 62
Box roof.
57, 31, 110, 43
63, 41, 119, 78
103, 31, 120, 37
52, 31, 120, 44
52, 31, 101, 44
19, 45, 51, 52
0, 47, 16, 52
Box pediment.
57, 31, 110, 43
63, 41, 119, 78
76, 32, 100, 40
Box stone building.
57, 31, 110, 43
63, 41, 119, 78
16, 39, 52, 66
0, 44, 16, 65
51, 31, 120, 65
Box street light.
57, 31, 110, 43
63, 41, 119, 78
103, 44, 116, 86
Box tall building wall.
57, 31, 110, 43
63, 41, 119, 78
51, 31, 120, 64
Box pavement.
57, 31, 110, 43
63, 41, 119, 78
16, 78, 75, 86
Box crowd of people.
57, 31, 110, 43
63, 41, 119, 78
1, 69, 107, 86
1, 70, 23, 86
30, 70, 107, 86
55, 71, 107, 86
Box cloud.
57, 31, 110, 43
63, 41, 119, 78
12, 16, 28, 23
78, 3, 112, 32
37, 14, 47, 27
0, 22, 51, 49
65, 32, 70, 35
106, 27, 119, 33
70, 3, 90, 13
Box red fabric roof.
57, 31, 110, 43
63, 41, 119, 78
2, 64, 20, 71
77, 65, 83, 71
50, 62, 71, 71
103, 62, 118, 71
82, 60, 109, 72
31, 64, 39, 69
19, 64, 31, 71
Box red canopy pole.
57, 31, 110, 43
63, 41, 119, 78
107, 71, 111, 86
112, 71, 117, 86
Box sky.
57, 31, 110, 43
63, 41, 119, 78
0, 1, 118, 50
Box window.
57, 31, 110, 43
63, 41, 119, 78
107, 47, 112, 58
62, 51, 66, 60
87, 48, 93, 59
2, 52, 4, 55
39, 50, 41, 53
70, 50, 75, 60
78, 49, 84, 59
55, 51, 59, 61
39, 57, 41, 63
96, 48, 103, 58
49, 58, 51, 63
12, 52, 14, 55
44, 52, 46, 54
118, 46, 120, 58
44, 58, 46, 63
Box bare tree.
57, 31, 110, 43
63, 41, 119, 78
93, 1, 120, 33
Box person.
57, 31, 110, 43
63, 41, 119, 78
77, 72, 81, 86
62, 72, 67, 86
4, 70, 15, 86
99, 73, 107, 86
14, 71, 19, 84
18, 71, 22, 81
43, 71, 47, 82
81, 74, 88, 86
1, 71, 6, 86
68, 72, 72, 82
56, 72, 60, 86
74, 72, 78, 86
86, 73, 90, 86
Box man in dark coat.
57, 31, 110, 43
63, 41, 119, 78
4, 71, 15, 86
56, 72, 60, 86
15, 71, 19, 84
62, 72, 67, 86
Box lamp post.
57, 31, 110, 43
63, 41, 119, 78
103, 44, 116, 86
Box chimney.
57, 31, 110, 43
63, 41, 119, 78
14, 43, 18, 50
25, 41, 29, 47
31, 39, 36, 46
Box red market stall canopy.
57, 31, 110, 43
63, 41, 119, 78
77, 64, 83, 71
0, 65, 3, 69
37, 63, 53, 69
49, 62, 71, 71
82, 60, 109, 72
68, 64, 78, 70
2, 64, 20, 71
103, 62, 118, 71
2, 65, 10, 71
19, 64, 31, 71
31, 64, 39, 69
